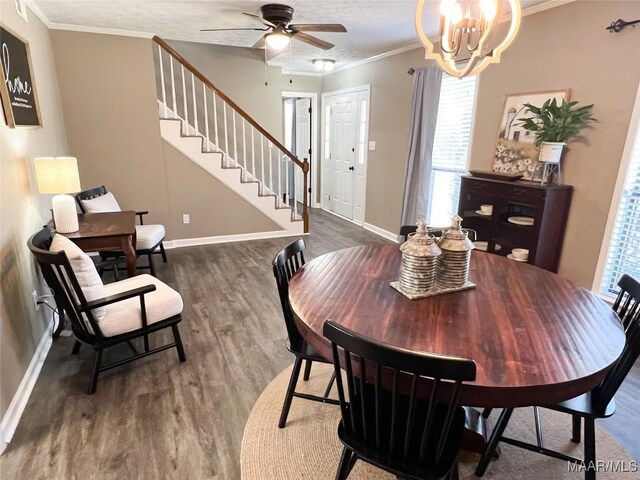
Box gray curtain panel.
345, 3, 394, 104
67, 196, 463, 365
400, 66, 443, 229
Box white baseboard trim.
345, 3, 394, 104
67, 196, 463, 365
0, 313, 57, 455
163, 229, 306, 249
320, 207, 363, 227
363, 222, 399, 243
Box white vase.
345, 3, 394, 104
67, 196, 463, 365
539, 142, 565, 164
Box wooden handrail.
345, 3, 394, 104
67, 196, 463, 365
152, 36, 307, 172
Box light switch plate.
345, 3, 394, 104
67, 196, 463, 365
368, 141, 376, 151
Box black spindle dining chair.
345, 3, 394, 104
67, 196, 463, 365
272, 239, 338, 428
323, 320, 477, 480
475, 273, 640, 480
399, 225, 477, 243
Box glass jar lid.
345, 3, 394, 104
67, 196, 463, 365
438, 215, 475, 252
400, 220, 442, 258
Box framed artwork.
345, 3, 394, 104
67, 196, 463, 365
492, 89, 570, 180
14, 0, 29, 23
0, 25, 41, 127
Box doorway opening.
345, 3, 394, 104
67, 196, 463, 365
282, 91, 318, 209
321, 86, 370, 224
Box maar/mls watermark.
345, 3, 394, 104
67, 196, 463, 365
568, 460, 639, 473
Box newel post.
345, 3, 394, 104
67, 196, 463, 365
302, 158, 309, 233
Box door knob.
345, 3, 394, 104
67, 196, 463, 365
348, 166, 354, 171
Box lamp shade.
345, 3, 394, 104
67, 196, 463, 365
34, 156, 81, 194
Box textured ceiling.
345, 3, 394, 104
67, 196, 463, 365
33, 0, 551, 73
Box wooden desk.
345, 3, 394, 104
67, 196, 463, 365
288, 244, 625, 451
50, 212, 138, 277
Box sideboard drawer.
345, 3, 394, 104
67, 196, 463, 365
461, 177, 545, 201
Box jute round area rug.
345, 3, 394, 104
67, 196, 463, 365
241, 364, 636, 480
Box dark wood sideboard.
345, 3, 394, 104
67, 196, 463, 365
458, 176, 573, 272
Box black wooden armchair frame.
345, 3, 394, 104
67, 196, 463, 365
324, 320, 476, 480
475, 274, 640, 480
28, 227, 186, 394
272, 238, 338, 428
76, 185, 167, 277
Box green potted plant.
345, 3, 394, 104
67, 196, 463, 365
518, 99, 596, 164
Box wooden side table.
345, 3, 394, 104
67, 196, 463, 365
49, 211, 138, 277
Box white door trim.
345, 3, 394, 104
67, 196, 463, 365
282, 91, 319, 208
321, 84, 371, 225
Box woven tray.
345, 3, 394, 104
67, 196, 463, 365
390, 280, 476, 300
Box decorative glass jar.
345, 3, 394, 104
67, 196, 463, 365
399, 220, 441, 295
437, 215, 474, 288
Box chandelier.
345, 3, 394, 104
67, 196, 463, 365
415, 0, 522, 78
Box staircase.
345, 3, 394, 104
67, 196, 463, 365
152, 36, 308, 235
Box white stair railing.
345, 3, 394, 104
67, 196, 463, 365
153, 36, 308, 230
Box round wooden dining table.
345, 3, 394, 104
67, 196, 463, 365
289, 243, 625, 408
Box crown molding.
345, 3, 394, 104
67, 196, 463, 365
25, 0, 576, 75
325, 0, 577, 77
520, 0, 576, 18
47, 23, 154, 39
24, 0, 51, 27
331, 42, 422, 75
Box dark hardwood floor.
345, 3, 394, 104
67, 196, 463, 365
1, 208, 637, 479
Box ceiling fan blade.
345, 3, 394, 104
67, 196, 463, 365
290, 24, 347, 33
252, 35, 267, 49
242, 12, 276, 28
201, 27, 268, 32
292, 32, 334, 50
266, 49, 286, 62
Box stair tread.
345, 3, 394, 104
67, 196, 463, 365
159, 103, 305, 232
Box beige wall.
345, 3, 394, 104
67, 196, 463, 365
165, 40, 321, 142
50, 31, 280, 240
322, 0, 640, 289
469, 0, 640, 288
0, 5, 69, 418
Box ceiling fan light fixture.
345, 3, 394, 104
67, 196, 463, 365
265, 29, 290, 50
313, 59, 335, 72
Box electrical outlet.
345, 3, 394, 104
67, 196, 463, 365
182, 214, 190, 224
32, 290, 39, 311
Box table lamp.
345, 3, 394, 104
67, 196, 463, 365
34, 156, 81, 233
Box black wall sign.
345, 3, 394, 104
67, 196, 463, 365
0, 25, 41, 128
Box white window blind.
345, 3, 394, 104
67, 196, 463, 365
427, 74, 477, 227
600, 122, 640, 295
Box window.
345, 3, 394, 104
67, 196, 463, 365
600, 121, 640, 296
427, 74, 477, 227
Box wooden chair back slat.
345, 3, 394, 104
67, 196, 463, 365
271, 239, 307, 351
323, 320, 476, 474
28, 228, 103, 341
613, 274, 640, 331
595, 274, 640, 408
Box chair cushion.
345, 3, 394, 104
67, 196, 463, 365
135, 224, 165, 250
81, 191, 121, 213
98, 274, 182, 337
49, 234, 107, 320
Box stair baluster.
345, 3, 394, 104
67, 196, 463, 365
152, 35, 308, 232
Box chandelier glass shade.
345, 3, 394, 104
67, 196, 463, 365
415, 0, 522, 78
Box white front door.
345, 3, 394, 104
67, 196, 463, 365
295, 98, 311, 205
328, 92, 358, 219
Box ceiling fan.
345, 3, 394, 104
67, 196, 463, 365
201, 3, 347, 55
